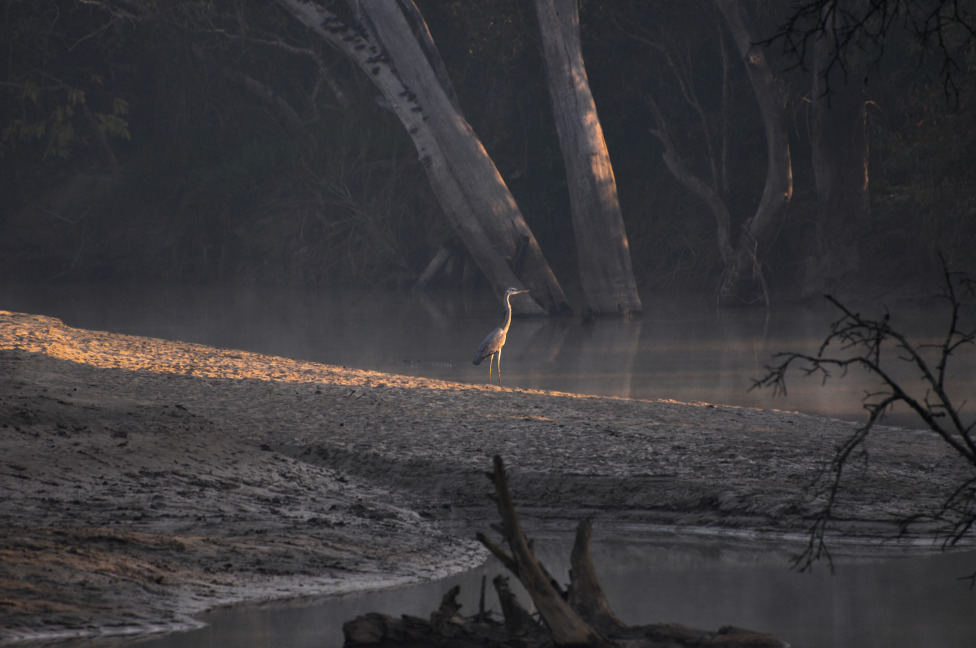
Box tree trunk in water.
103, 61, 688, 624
276, 0, 569, 315
567, 521, 627, 635
534, 0, 642, 317
804, 0, 869, 298
714, 0, 793, 307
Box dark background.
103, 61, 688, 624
2, 0, 973, 300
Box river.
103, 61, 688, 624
137, 533, 975, 648
2, 282, 973, 429
2, 282, 974, 647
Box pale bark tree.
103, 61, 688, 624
533, 0, 642, 317
803, 0, 870, 298
277, 0, 570, 315
714, 0, 793, 307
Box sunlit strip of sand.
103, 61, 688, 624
0, 310, 475, 388
1, 310, 643, 403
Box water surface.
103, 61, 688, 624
4, 283, 975, 647
2, 283, 972, 430
133, 532, 976, 648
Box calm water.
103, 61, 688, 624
3, 283, 975, 647
131, 533, 976, 648
2, 282, 973, 429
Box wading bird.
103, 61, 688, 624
473, 287, 529, 386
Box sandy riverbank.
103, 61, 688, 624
1, 309, 970, 645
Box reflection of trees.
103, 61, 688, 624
522, 318, 642, 398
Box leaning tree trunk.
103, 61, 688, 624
804, 0, 870, 298
714, 0, 793, 307
276, 0, 569, 315
533, 0, 642, 317
646, 95, 735, 265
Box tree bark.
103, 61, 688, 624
477, 456, 608, 647
493, 574, 545, 638
533, 0, 642, 317
475, 455, 787, 648
713, 0, 793, 307
276, 0, 570, 315
567, 520, 627, 635
804, 0, 869, 298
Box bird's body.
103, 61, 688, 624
473, 287, 529, 386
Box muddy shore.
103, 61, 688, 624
1, 309, 971, 645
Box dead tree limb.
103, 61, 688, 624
492, 574, 546, 639
476, 455, 786, 648
345, 455, 787, 647
477, 455, 608, 647
568, 520, 626, 634
343, 584, 512, 647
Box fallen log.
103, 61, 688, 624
343, 455, 788, 647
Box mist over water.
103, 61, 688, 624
4, 282, 975, 647
3, 282, 973, 430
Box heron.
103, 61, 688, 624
473, 287, 529, 386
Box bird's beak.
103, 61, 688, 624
515, 289, 529, 295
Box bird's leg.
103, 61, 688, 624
488, 354, 495, 385
496, 349, 502, 386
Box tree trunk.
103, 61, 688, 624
637, 14, 736, 270
804, 0, 869, 298
276, 0, 570, 315
713, 0, 793, 307
533, 0, 642, 317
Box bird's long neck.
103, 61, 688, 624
501, 293, 514, 332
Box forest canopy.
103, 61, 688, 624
1, 0, 974, 306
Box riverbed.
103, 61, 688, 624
2, 306, 973, 646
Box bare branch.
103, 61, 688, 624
764, 0, 976, 104
754, 258, 976, 567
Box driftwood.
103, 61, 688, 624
342, 581, 522, 648
343, 455, 787, 647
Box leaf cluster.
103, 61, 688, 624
0, 1, 132, 168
